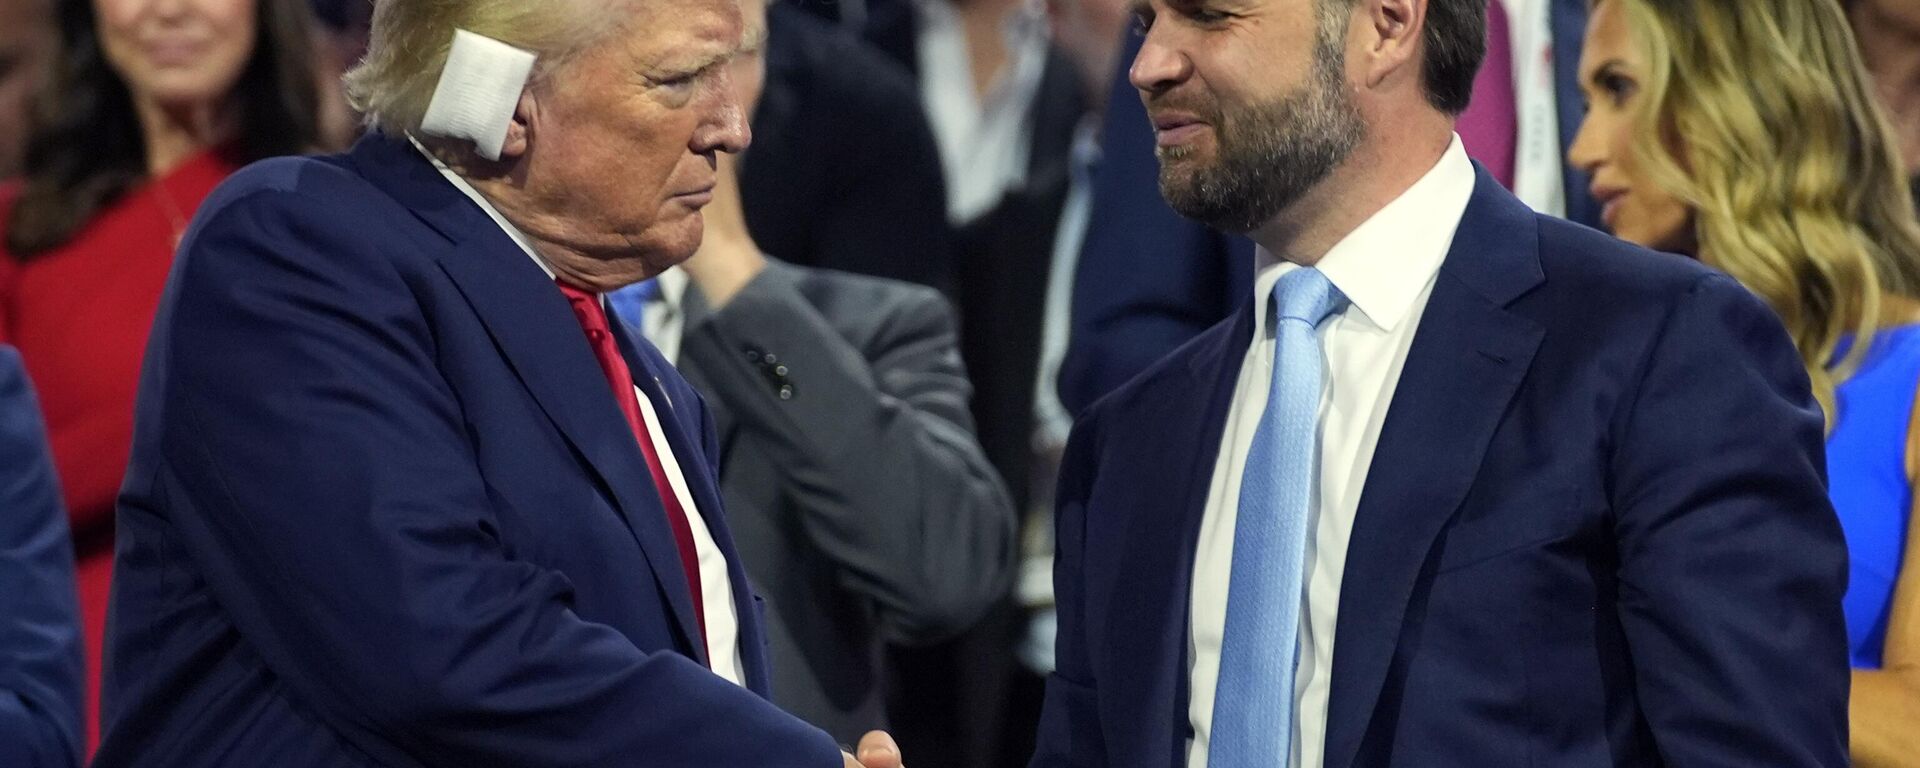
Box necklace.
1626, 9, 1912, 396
152, 180, 190, 249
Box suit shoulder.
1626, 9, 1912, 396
785, 262, 954, 329
1531, 214, 1729, 311
196, 152, 391, 230
1080, 308, 1246, 426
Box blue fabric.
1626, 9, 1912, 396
1828, 324, 1920, 668
93, 134, 840, 768
1057, 31, 1255, 417
1212, 270, 1345, 766
0, 346, 83, 768
607, 278, 659, 334
1031, 169, 1848, 768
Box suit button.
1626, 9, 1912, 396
774, 364, 789, 377
778, 385, 794, 401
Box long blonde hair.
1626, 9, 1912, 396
1614, 0, 1920, 426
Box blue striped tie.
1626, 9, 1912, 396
1210, 267, 1346, 767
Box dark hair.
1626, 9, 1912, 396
1418, 0, 1489, 114
5, 0, 323, 257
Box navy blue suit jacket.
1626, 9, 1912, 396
1032, 173, 1849, 767
1061, 8, 1599, 414
95, 135, 842, 767
0, 346, 83, 768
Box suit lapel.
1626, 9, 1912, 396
1106, 304, 1254, 765
350, 134, 710, 659
1322, 173, 1546, 768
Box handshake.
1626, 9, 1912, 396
843, 731, 906, 768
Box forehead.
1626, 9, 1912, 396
1580, 0, 1638, 68
617, 0, 744, 64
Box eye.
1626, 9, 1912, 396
1187, 8, 1229, 23
1599, 71, 1638, 106
1130, 9, 1152, 36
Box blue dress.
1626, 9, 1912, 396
1829, 324, 1920, 668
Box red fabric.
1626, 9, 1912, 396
1458, 0, 1518, 187
0, 146, 243, 756
556, 281, 709, 657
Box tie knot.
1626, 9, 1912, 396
1271, 267, 1345, 327
557, 280, 611, 334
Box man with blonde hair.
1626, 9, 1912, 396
92, 0, 904, 765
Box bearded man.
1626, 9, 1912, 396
1028, 0, 1850, 766
92, 0, 904, 765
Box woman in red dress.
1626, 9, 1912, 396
0, 0, 321, 752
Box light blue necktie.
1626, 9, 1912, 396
1210, 267, 1346, 768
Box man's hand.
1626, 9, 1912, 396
841, 731, 904, 768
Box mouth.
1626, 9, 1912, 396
144, 38, 211, 67
672, 185, 716, 208
1149, 112, 1210, 149
1590, 186, 1627, 227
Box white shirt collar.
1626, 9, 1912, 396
654, 267, 691, 315
1255, 135, 1477, 337
407, 134, 559, 282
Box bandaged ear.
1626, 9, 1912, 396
419, 29, 538, 161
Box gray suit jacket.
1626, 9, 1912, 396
672, 260, 1016, 743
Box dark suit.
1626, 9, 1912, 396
1061, 12, 1603, 413
0, 346, 83, 768
855, 6, 1094, 767
741, 2, 956, 295
1032, 172, 1849, 767
646, 261, 1013, 744
95, 135, 841, 767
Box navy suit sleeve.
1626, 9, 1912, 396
1609, 274, 1849, 767
1059, 31, 1252, 415
0, 348, 83, 768
149, 189, 841, 767
1029, 409, 1108, 768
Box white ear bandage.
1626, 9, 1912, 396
419, 29, 538, 161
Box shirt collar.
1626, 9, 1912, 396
407, 134, 559, 282
1254, 135, 1477, 338
654, 267, 691, 315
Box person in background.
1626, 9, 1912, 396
738, 0, 957, 295
608, 0, 1016, 744
1568, 0, 1920, 763
309, 0, 372, 148
0, 0, 53, 180
0, 0, 322, 751
1846, 0, 1920, 209
0, 344, 83, 768
846, 2, 1091, 766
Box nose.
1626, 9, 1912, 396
1566, 108, 1604, 176
694, 69, 753, 156
1129, 26, 1192, 96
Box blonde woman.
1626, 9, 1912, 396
1568, 0, 1920, 763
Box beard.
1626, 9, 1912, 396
1153, 27, 1366, 233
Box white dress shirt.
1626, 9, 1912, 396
914, 0, 1050, 225
1186, 137, 1476, 768
412, 139, 746, 686
633, 268, 692, 365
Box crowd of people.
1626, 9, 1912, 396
0, 0, 1915, 766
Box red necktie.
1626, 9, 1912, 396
1458, 0, 1518, 187
557, 281, 710, 658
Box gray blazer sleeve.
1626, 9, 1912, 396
0, 347, 84, 768
679, 264, 1016, 644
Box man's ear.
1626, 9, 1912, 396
499, 89, 536, 160
1361, 0, 1426, 91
